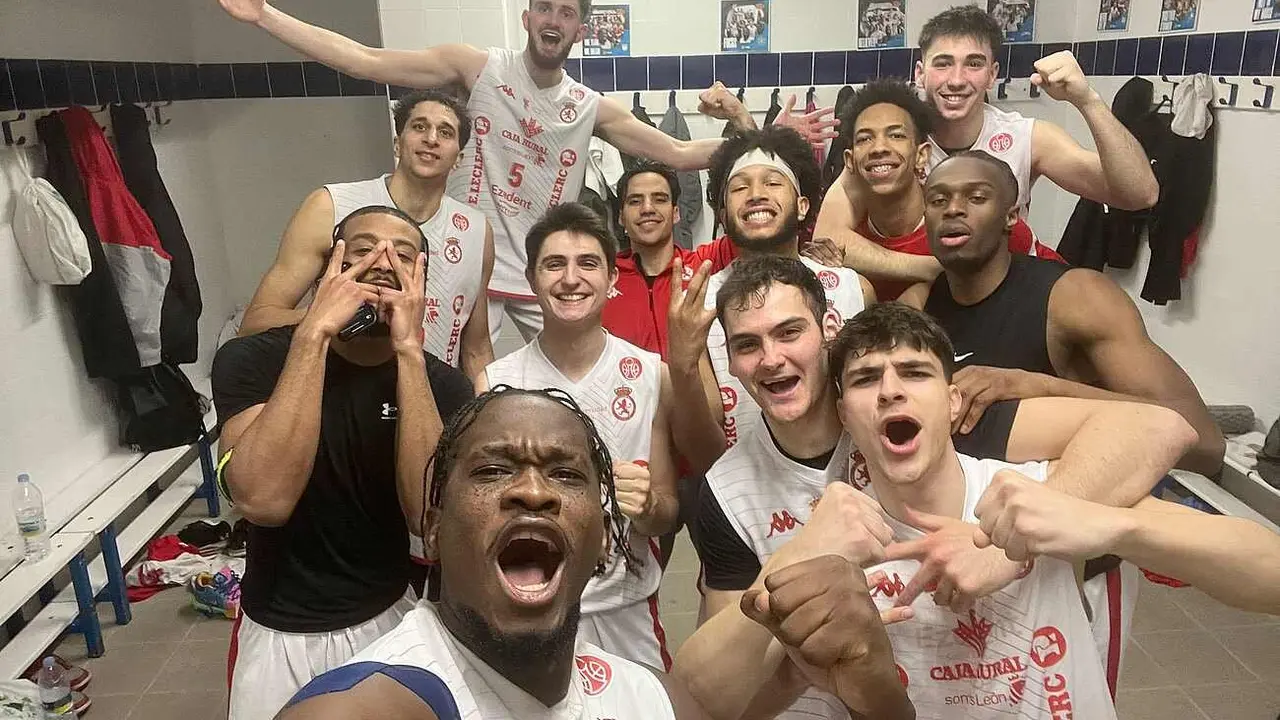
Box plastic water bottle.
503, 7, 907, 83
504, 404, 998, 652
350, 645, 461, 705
37, 656, 73, 716
13, 474, 51, 562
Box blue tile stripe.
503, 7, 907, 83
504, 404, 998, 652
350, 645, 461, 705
1, 32, 1274, 112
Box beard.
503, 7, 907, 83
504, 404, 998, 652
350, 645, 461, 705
451, 602, 581, 677
726, 210, 800, 254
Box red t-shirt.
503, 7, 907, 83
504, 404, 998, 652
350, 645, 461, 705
856, 217, 1065, 301
603, 237, 738, 360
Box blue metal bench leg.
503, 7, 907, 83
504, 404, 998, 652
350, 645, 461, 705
196, 434, 221, 518
100, 523, 132, 626
67, 553, 104, 658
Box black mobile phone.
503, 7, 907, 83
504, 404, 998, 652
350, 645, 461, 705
337, 303, 378, 341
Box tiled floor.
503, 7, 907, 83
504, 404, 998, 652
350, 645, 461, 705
47, 518, 1278, 720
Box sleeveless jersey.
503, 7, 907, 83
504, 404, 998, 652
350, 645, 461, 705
704, 256, 866, 449
325, 176, 486, 367
863, 456, 1116, 720
335, 603, 676, 720
446, 48, 600, 299
484, 333, 665, 616
924, 254, 1069, 375
925, 104, 1036, 214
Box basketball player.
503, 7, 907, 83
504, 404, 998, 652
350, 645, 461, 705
237, 90, 495, 383
216, 0, 837, 344
478, 203, 691, 670
673, 259, 1197, 720
277, 388, 912, 719
212, 207, 475, 720
812, 4, 1158, 286
803, 80, 1062, 301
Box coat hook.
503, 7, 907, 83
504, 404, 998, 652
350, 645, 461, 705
770, 87, 780, 106
997, 78, 1011, 100
668, 89, 676, 108
806, 86, 816, 106
1217, 76, 1239, 106
2, 112, 27, 146
1253, 78, 1275, 109
152, 100, 173, 126
736, 86, 745, 103
1029, 81, 1040, 99
1161, 74, 1180, 95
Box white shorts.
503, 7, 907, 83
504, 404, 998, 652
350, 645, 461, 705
578, 595, 671, 672
487, 294, 543, 347
227, 590, 417, 720
1083, 561, 1140, 698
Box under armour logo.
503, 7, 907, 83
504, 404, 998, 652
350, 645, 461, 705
381, 403, 398, 421
765, 510, 804, 538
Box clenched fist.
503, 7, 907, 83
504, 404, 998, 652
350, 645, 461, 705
777, 482, 894, 570
1032, 51, 1097, 107
613, 460, 654, 522
974, 469, 1123, 562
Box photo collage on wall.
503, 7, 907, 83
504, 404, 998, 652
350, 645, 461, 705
1159, 0, 1199, 31
721, 0, 770, 53
989, 0, 1036, 42
582, 4, 631, 57
858, 0, 907, 49
1255, 0, 1280, 23
1097, 0, 1130, 31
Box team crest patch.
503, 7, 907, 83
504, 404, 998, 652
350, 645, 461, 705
444, 237, 463, 264
988, 132, 1014, 153
560, 104, 579, 123
474, 116, 491, 135
720, 386, 737, 412
848, 450, 870, 490
1030, 626, 1066, 669
570, 87, 585, 102
611, 387, 637, 421
576, 654, 612, 696
451, 213, 470, 232
619, 356, 642, 380
817, 270, 839, 289
560, 149, 579, 167
452, 294, 465, 314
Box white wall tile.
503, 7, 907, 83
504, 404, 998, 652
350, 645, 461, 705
461, 7, 510, 48
381, 9, 429, 50
423, 8, 466, 46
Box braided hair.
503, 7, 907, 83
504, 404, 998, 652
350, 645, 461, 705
423, 385, 639, 578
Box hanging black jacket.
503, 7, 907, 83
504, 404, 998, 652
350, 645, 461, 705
822, 85, 856, 194
112, 104, 202, 364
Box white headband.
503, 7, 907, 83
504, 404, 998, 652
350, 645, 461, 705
727, 148, 800, 195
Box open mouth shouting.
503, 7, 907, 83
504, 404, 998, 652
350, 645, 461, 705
936, 222, 972, 248
538, 28, 564, 46
879, 414, 922, 456
494, 520, 567, 607
759, 374, 802, 402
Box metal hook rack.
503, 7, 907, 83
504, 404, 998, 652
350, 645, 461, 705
1217, 76, 1239, 106
1253, 78, 1275, 109
2, 112, 28, 146
148, 100, 173, 126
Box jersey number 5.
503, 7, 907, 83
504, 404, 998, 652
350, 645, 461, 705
509, 163, 525, 188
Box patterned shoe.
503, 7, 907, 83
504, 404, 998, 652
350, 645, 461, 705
188, 568, 241, 619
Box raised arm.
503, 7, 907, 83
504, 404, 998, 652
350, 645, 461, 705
1029, 51, 1159, 210
459, 222, 496, 385
218, 0, 485, 89
239, 188, 334, 337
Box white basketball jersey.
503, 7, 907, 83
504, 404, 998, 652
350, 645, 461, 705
484, 333, 665, 616
864, 456, 1116, 720
346, 603, 676, 720
704, 257, 865, 449
926, 104, 1036, 213
325, 176, 486, 367
447, 48, 600, 299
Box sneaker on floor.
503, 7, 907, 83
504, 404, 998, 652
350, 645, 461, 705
23, 654, 91, 692
178, 520, 232, 556
189, 568, 241, 620
224, 519, 248, 558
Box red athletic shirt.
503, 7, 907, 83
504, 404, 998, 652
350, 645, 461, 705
856, 217, 1065, 301
603, 237, 738, 360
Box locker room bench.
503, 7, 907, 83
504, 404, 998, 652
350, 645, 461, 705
0, 404, 221, 678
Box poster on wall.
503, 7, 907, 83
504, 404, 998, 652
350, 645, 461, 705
1254, 0, 1280, 23
721, 1, 770, 53
1097, 0, 1130, 31
1159, 0, 1199, 31
582, 5, 631, 57
989, 0, 1035, 43
858, 0, 907, 49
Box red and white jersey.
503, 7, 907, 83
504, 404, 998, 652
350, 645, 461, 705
447, 48, 600, 300
484, 332, 665, 616
864, 455, 1116, 720
325, 176, 486, 367
346, 603, 676, 720
925, 104, 1036, 214
704, 256, 865, 450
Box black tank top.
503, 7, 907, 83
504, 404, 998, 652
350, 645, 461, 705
924, 255, 1070, 377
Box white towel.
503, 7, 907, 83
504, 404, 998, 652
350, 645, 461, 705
1171, 73, 1215, 140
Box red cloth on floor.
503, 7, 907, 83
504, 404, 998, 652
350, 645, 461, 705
125, 535, 205, 601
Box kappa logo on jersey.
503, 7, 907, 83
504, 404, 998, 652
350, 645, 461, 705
765, 510, 804, 538
497, 84, 516, 99
871, 572, 906, 598
444, 237, 463, 264
953, 609, 995, 657
380, 402, 398, 421
1029, 626, 1067, 669
452, 294, 465, 315
523, 98, 532, 111
570, 87, 585, 101
720, 386, 737, 412
606, 286, 622, 299
560, 149, 579, 167
474, 116, 491, 136
424, 297, 441, 324
612, 387, 637, 421
519, 116, 545, 138
451, 213, 470, 232
848, 450, 871, 490
989, 132, 1014, 153
817, 270, 839, 290
576, 655, 612, 696
619, 356, 643, 380
560, 104, 579, 123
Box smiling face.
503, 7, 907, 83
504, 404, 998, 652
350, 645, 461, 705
847, 102, 931, 198
924, 155, 1019, 272
723, 283, 835, 425
619, 172, 679, 251
529, 230, 617, 327
723, 164, 808, 254
429, 393, 605, 642
916, 34, 999, 123
393, 100, 463, 182
836, 345, 960, 489
523, 0, 587, 70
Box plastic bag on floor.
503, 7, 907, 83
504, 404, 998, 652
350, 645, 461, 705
0, 679, 43, 719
